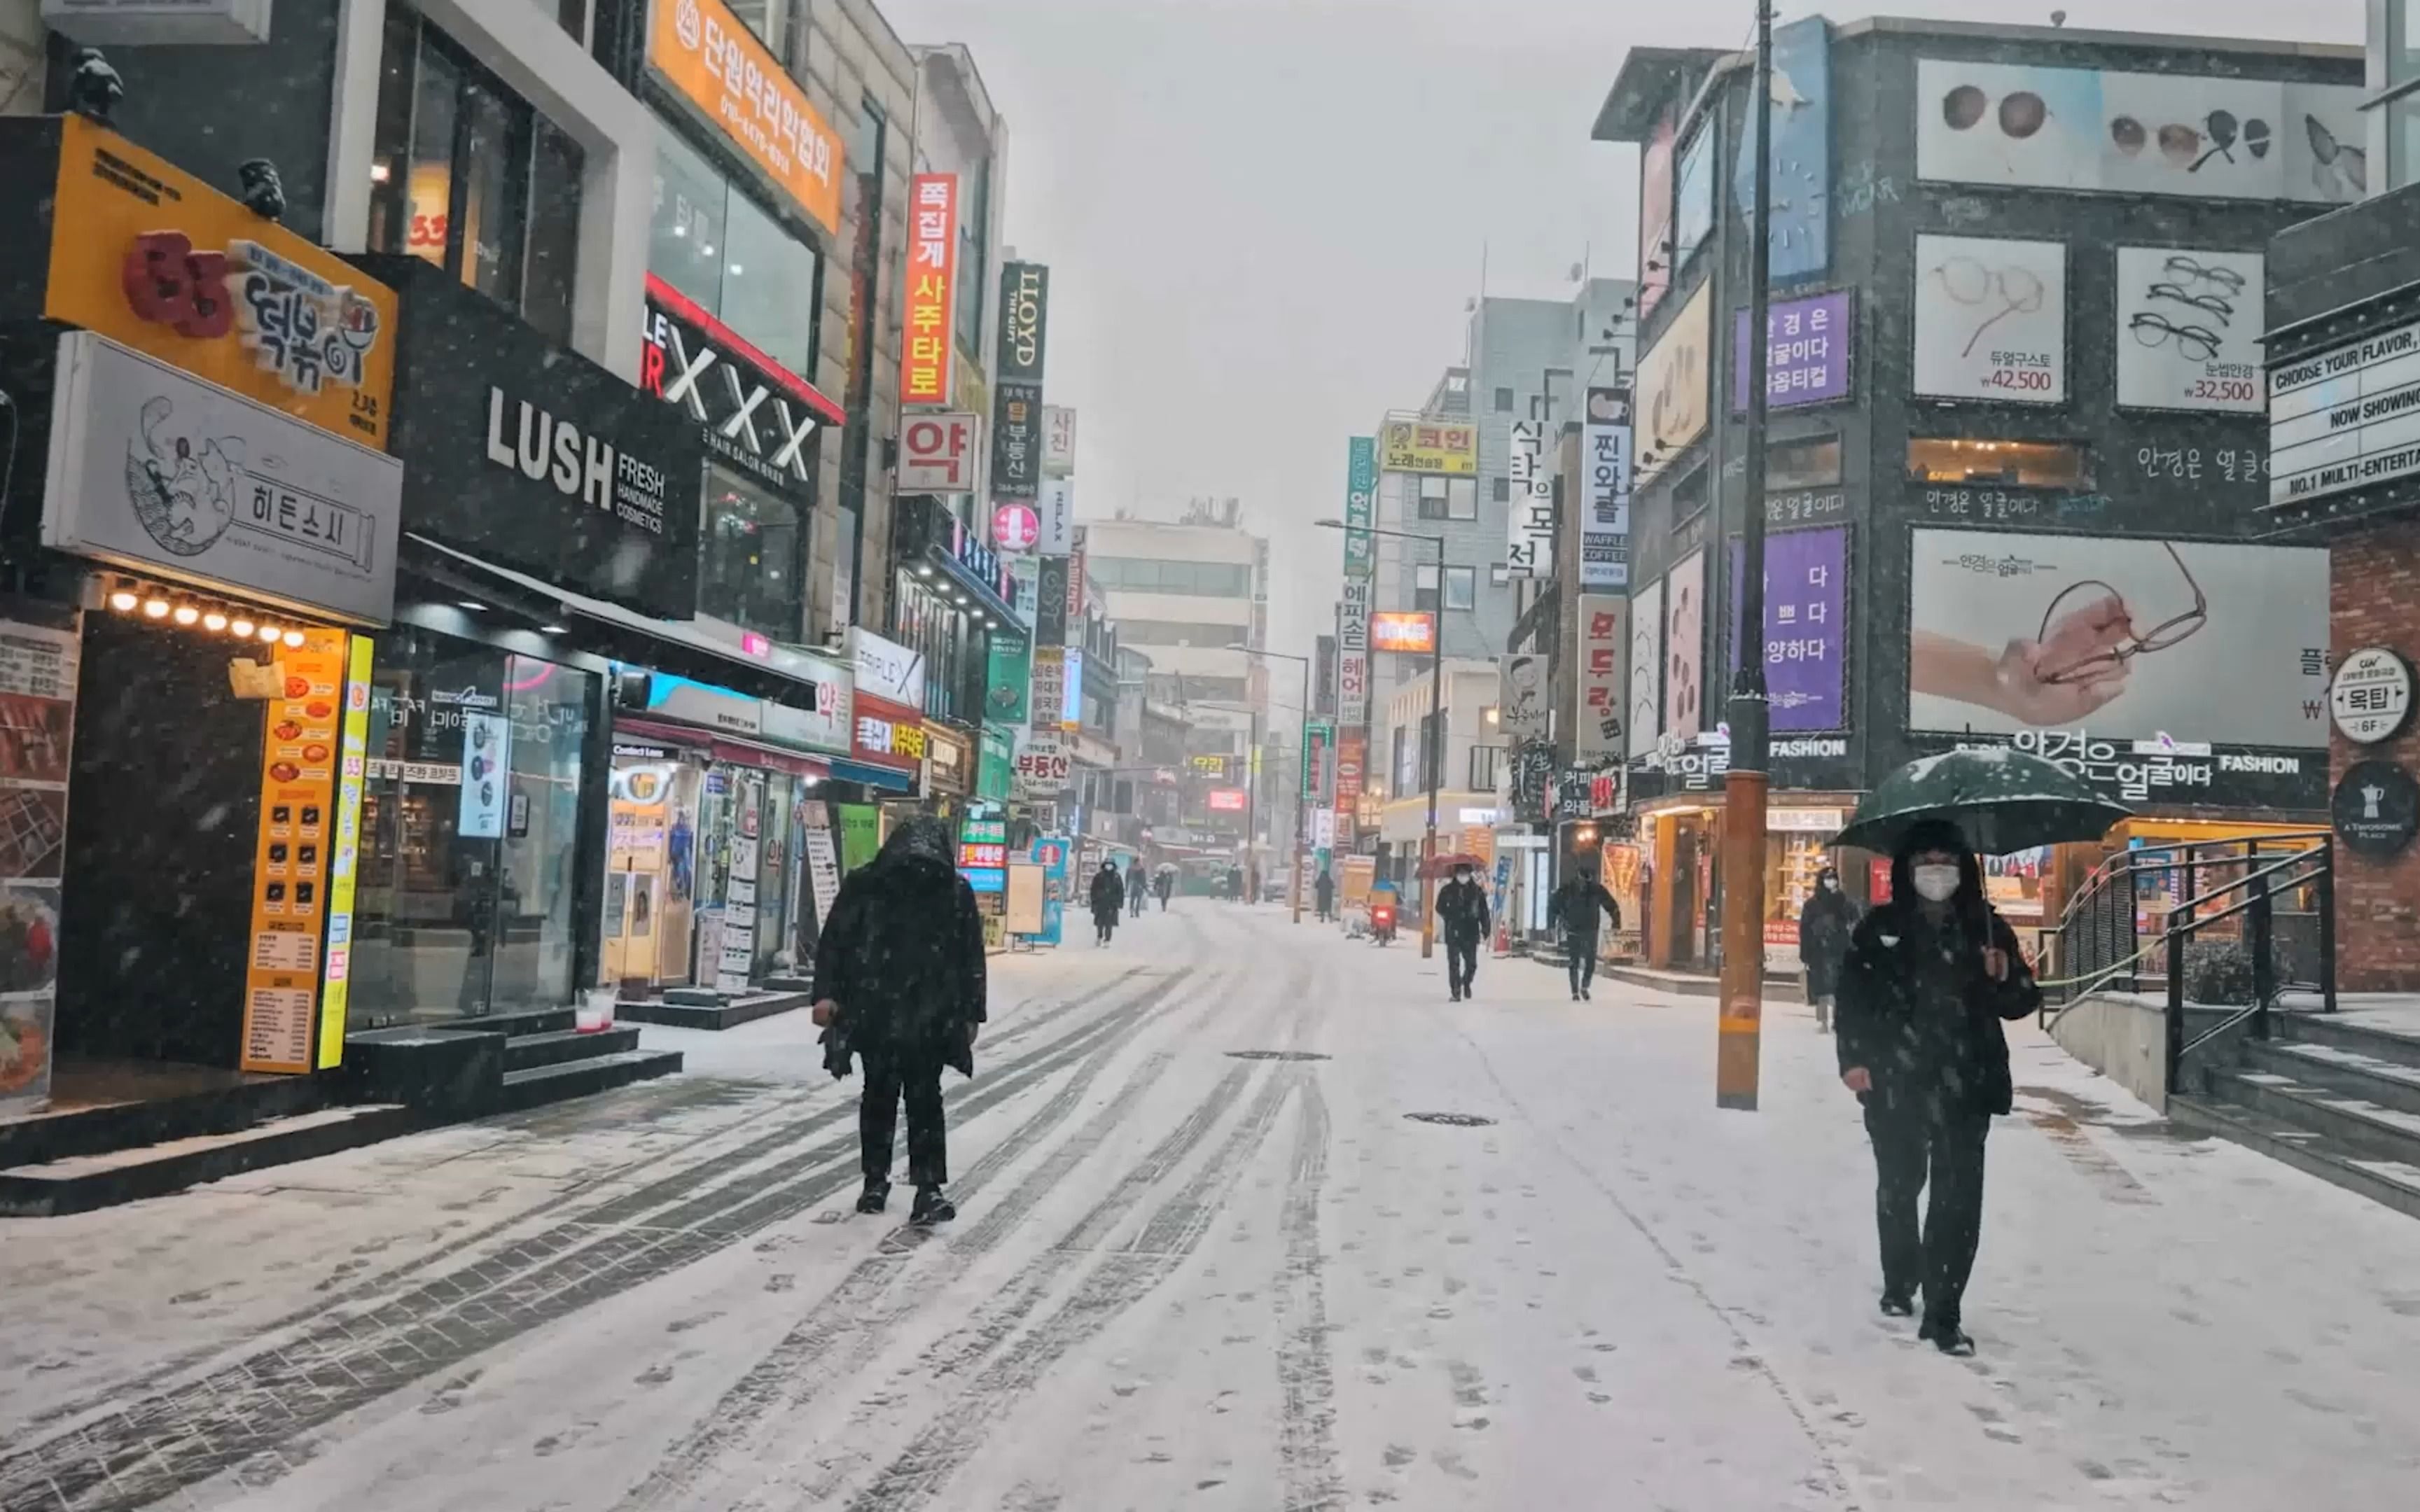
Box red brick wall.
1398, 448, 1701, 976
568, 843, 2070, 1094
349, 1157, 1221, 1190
2332, 522, 2420, 990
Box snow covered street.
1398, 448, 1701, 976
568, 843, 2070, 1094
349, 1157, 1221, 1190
5, 902, 2420, 1511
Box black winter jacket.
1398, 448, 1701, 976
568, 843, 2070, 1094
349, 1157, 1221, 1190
1435, 878, 1491, 944
813, 841, 987, 1078
1835, 846, 2039, 1118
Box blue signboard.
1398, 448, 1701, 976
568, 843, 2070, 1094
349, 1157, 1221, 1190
1031, 836, 1069, 946
1731, 15, 1831, 284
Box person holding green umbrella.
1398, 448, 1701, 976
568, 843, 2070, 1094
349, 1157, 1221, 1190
1834, 817, 2044, 1359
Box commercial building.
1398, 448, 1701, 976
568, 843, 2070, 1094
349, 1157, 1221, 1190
1594, 16, 2358, 975
2262, 1, 2420, 989
1082, 501, 1267, 724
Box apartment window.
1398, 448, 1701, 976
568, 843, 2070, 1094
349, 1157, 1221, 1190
368, 10, 583, 343
1086, 558, 1253, 596
1120, 620, 1249, 648
1494, 386, 1515, 413
1492, 475, 1512, 503
1905, 438, 2094, 488
1443, 565, 1476, 610
1447, 477, 1476, 519
648, 122, 822, 377
700, 467, 804, 640
1415, 563, 1440, 612
1468, 744, 1501, 791
724, 0, 789, 59
1771, 435, 1843, 490
1417, 474, 1449, 520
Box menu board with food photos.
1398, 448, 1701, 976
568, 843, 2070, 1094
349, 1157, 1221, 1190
242, 628, 349, 1074
0, 603, 81, 1117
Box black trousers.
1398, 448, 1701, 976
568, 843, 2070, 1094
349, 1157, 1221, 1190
1865, 1104, 1990, 1324
1566, 937, 1599, 995
862, 1052, 948, 1188
1445, 936, 1479, 993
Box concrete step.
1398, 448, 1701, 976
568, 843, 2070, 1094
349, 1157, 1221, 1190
2274, 1011, 2420, 1073
2168, 1093, 2420, 1222
615, 990, 812, 1031
2204, 1066, 2420, 1172
2241, 1038, 2420, 1121
497, 1049, 683, 1113
0, 1105, 416, 1218
504, 1026, 641, 1072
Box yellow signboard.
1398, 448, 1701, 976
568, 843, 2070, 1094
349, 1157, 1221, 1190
240, 628, 349, 1074
648, 0, 844, 235
1380, 416, 1478, 475
45, 115, 397, 449
314, 634, 374, 1068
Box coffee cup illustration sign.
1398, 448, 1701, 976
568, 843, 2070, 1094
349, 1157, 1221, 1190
2333, 760, 2419, 858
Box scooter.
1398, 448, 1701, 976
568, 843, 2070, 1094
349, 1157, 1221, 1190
1370, 900, 1398, 946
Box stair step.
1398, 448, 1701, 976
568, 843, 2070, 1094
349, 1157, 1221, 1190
2275, 1011, 2420, 1073
2169, 1094, 2420, 1222
2206, 1066, 2420, 1170
504, 1026, 641, 1072
0, 1105, 416, 1218
461, 1007, 578, 1040
497, 1049, 683, 1112
2245, 1040, 2420, 1119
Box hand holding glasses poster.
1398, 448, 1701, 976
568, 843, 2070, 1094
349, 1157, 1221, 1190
1905, 529, 2328, 748
1913, 234, 2066, 404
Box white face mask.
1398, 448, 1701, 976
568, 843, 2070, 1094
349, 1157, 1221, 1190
1821, 877, 1840, 892
1912, 864, 1961, 904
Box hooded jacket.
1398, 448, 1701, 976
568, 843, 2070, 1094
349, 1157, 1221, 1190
812, 818, 987, 1077
1797, 869, 1860, 997
1089, 865, 1125, 917
1835, 823, 2040, 1119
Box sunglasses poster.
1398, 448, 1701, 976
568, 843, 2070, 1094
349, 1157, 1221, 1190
1905, 529, 2328, 748
2113, 247, 2265, 413
1915, 59, 2367, 204
1913, 234, 2068, 405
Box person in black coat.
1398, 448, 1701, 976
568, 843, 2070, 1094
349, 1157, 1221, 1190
1797, 864, 1860, 1032
1835, 819, 2040, 1356
1313, 867, 1336, 922
811, 816, 988, 1226
1087, 861, 1125, 945
1547, 867, 1622, 1002
1434, 863, 1491, 1002
1154, 867, 1174, 911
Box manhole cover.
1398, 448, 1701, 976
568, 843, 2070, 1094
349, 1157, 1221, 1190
1404, 1112, 1496, 1127
1225, 1050, 1331, 1062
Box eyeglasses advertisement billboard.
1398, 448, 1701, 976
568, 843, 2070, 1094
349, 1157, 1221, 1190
1913, 234, 2066, 405
2113, 247, 2263, 413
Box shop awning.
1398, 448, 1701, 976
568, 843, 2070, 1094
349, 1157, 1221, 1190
405, 536, 840, 708
614, 716, 833, 779
830, 757, 917, 792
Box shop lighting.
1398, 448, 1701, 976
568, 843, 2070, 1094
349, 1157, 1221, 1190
541, 623, 569, 634
458, 601, 487, 612
107, 589, 139, 612
202, 612, 228, 632
917, 564, 935, 577
172, 604, 200, 626
141, 598, 170, 619
369, 161, 391, 183
281, 629, 306, 648
258, 624, 283, 643
230, 618, 256, 638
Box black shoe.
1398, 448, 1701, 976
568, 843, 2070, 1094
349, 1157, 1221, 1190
1924, 1320, 1975, 1356
856, 1180, 889, 1215
1582, 988, 1592, 1000
1879, 1291, 1915, 1317
1571, 990, 1581, 1002
1449, 989, 1461, 1002
910, 1186, 957, 1226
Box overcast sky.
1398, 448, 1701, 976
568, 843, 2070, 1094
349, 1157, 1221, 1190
879, 0, 2361, 678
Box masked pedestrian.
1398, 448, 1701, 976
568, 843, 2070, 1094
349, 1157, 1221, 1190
1435, 862, 1491, 1002
1313, 866, 1335, 923
1835, 820, 2040, 1357
1798, 864, 1859, 1032
1548, 866, 1621, 1001
810, 816, 986, 1227
1089, 860, 1125, 945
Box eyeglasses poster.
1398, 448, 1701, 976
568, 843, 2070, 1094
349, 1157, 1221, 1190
1627, 577, 1664, 760
2113, 247, 2264, 414
1905, 528, 2328, 748
1636, 281, 1712, 483
1662, 550, 1706, 743
1912, 234, 2066, 405
1913, 59, 2367, 204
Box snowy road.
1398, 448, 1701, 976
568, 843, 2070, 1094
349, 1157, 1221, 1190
6, 902, 2420, 1511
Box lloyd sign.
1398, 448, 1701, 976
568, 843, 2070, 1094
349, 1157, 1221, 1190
641, 276, 840, 497
900, 412, 982, 493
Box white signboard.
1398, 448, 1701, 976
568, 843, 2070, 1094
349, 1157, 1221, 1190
456, 713, 511, 839
1574, 594, 1625, 761
1338, 577, 1372, 727
1581, 386, 1631, 590
1500, 653, 1550, 741
1036, 475, 1075, 555
1628, 577, 1664, 760
41, 331, 402, 624
1015, 731, 1072, 794
1041, 405, 1077, 477
761, 677, 852, 755
1506, 420, 1554, 578
898, 412, 982, 493
2330, 647, 2414, 744
847, 626, 926, 710
716, 773, 762, 994
801, 804, 843, 930
2269, 318, 2420, 508
2114, 248, 2263, 414
1914, 60, 2368, 206
1912, 234, 2067, 405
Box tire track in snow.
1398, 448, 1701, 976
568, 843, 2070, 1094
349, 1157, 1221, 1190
1274, 1076, 1342, 1511
0, 962, 1204, 1512
606, 962, 1245, 1512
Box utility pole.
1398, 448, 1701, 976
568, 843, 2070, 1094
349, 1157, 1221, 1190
1718, 1, 1776, 1112
1421, 544, 1444, 962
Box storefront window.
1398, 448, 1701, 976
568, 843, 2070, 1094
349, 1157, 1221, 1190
649, 122, 823, 377
891, 573, 973, 723
700, 467, 805, 641
459, 70, 529, 304
403, 41, 459, 267
1905, 438, 2093, 488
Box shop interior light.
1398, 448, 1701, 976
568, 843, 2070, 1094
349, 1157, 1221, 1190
230, 618, 256, 639
258, 624, 283, 643
458, 601, 486, 612
202, 612, 228, 632
281, 629, 306, 648
172, 604, 200, 626
917, 564, 935, 577
141, 598, 171, 619
541, 623, 569, 634
369, 160, 391, 183
107, 589, 139, 612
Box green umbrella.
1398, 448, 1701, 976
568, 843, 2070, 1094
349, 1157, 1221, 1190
1831, 748, 2132, 857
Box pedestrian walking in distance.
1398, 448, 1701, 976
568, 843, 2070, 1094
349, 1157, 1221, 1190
810, 816, 987, 1227
1313, 866, 1336, 923
1798, 864, 1859, 1032
1548, 866, 1621, 1000
1835, 820, 2040, 1357
1435, 862, 1490, 1002
1154, 867, 1174, 911
1125, 858, 1148, 919
1089, 860, 1125, 946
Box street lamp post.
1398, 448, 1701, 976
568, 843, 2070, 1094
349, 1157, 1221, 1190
1316, 518, 1448, 960
1231, 645, 1316, 924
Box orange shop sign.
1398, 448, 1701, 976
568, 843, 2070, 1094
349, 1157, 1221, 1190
33, 114, 396, 447
648, 0, 844, 236
902, 174, 959, 405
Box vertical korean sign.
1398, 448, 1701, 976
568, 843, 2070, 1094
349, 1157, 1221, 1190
902, 174, 958, 405
1508, 420, 1555, 576
0, 602, 79, 1116
1343, 437, 1377, 578
1340, 436, 1375, 734
991, 261, 1048, 502
1582, 386, 1632, 590
1313, 634, 1338, 719
315, 633, 374, 1068
1574, 595, 1627, 762
1302, 720, 1336, 803
242, 628, 350, 1074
